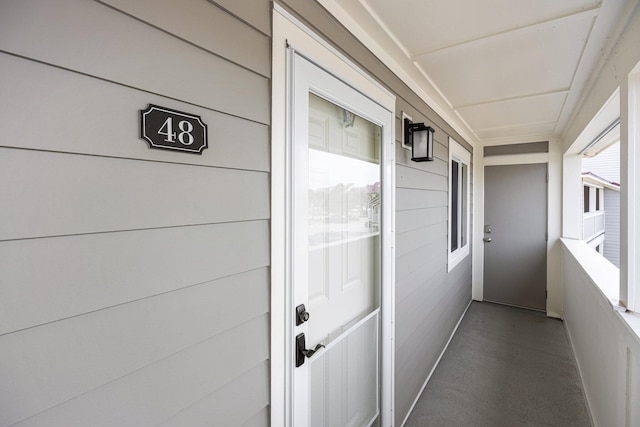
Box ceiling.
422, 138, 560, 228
321, 0, 635, 146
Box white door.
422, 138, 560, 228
290, 51, 393, 427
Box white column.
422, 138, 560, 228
547, 139, 564, 318
562, 153, 583, 239
472, 142, 484, 301
620, 68, 640, 311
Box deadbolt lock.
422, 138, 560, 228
295, 304, 310, 326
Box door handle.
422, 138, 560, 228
483, 237, 492, 243
296, 333, 325, 367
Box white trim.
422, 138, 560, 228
401, 111, 413, 150
472, 143, 485, 301
400, 300, 472, 427
582, 173, 621, 191
273, 3, 395, 104
621, 65, 640, 312
483, 152, 549, 166
448, 137, 471, 272
271, 7, 396, 426
311, 309, 381, 356
474, 147, 560, 313
289, 50, 394, 424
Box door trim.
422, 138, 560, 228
482, 162, 548, 311
472, 150, 551, 308
272, 6, 396, 427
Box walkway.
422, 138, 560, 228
405, 301, 592, 426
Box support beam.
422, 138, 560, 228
562, 154, 583, 239
620, 66, 640, 311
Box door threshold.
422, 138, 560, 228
482, 299, 547, 315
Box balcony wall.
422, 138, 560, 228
583, 211, 605, 242
561, 238, 640, 427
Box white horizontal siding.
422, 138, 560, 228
211, 0, 271, 35
396, 206, 447, 235
604, 189, 620, 267
98, 0, 271, 77
0, 0, 270, 124
396, 222, 447, 258
393, 102, 472, 424
0, 220, 269, 335
397, 188, 448, 211
397, 164, 448, 191
395, 261, 471, 421
0, 53, 269, 172
159, 361, 270, 426
395, 238, 448, 303
1, 0, 272, 425
241, 408, 270, 427
1, 269, 268, 426
581, 142, 620, 184
0, 148, 269, 241
395, 143, 449, 177
12, 315, 269, 427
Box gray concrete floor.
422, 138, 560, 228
404, 301, 592, 427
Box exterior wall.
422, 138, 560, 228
562, 239, 640, 427
604, 189, 621, 267
1, 1, 473, 426
394, 103, 473, 425
277, 2, 473, 425
0, 0, 270, 425
581, 142, 621, 267
473, 144, 563, 318
582, 142, 620, 184
559, 5, 640, 424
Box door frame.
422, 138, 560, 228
472, 148, 556, 313
271, 5, 396, 427
482, 162, 549, 311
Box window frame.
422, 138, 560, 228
448, 137, 471, 272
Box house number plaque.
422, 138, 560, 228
140, 104, 208, 154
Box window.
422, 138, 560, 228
583, 186, 590, 213
583, 185, 604, 213
448, 137, 471, 271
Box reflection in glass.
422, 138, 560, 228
308, 150, 380, 246
306, 93, 382, 426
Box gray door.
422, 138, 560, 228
483, 163, 547, 311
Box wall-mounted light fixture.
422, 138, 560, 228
404, 118, 435, 162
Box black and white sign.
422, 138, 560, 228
140, 105, 208, 154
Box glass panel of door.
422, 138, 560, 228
307, 93, 381, 426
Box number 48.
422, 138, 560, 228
158, 117, 194, 145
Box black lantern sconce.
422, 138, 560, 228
404, 118, 435, 162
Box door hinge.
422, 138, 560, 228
545, 231, 548, 241
546, 173, 549, 183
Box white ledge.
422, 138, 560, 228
619, 311, 640, 340
561, 238, 640, 340
561, 238, 619, 302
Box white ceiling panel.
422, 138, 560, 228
362, 0, 601, 55
414, 10, 596, 107
475, 123, 558, 141
327, 0, 631, 144
457, 92, 567, 131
